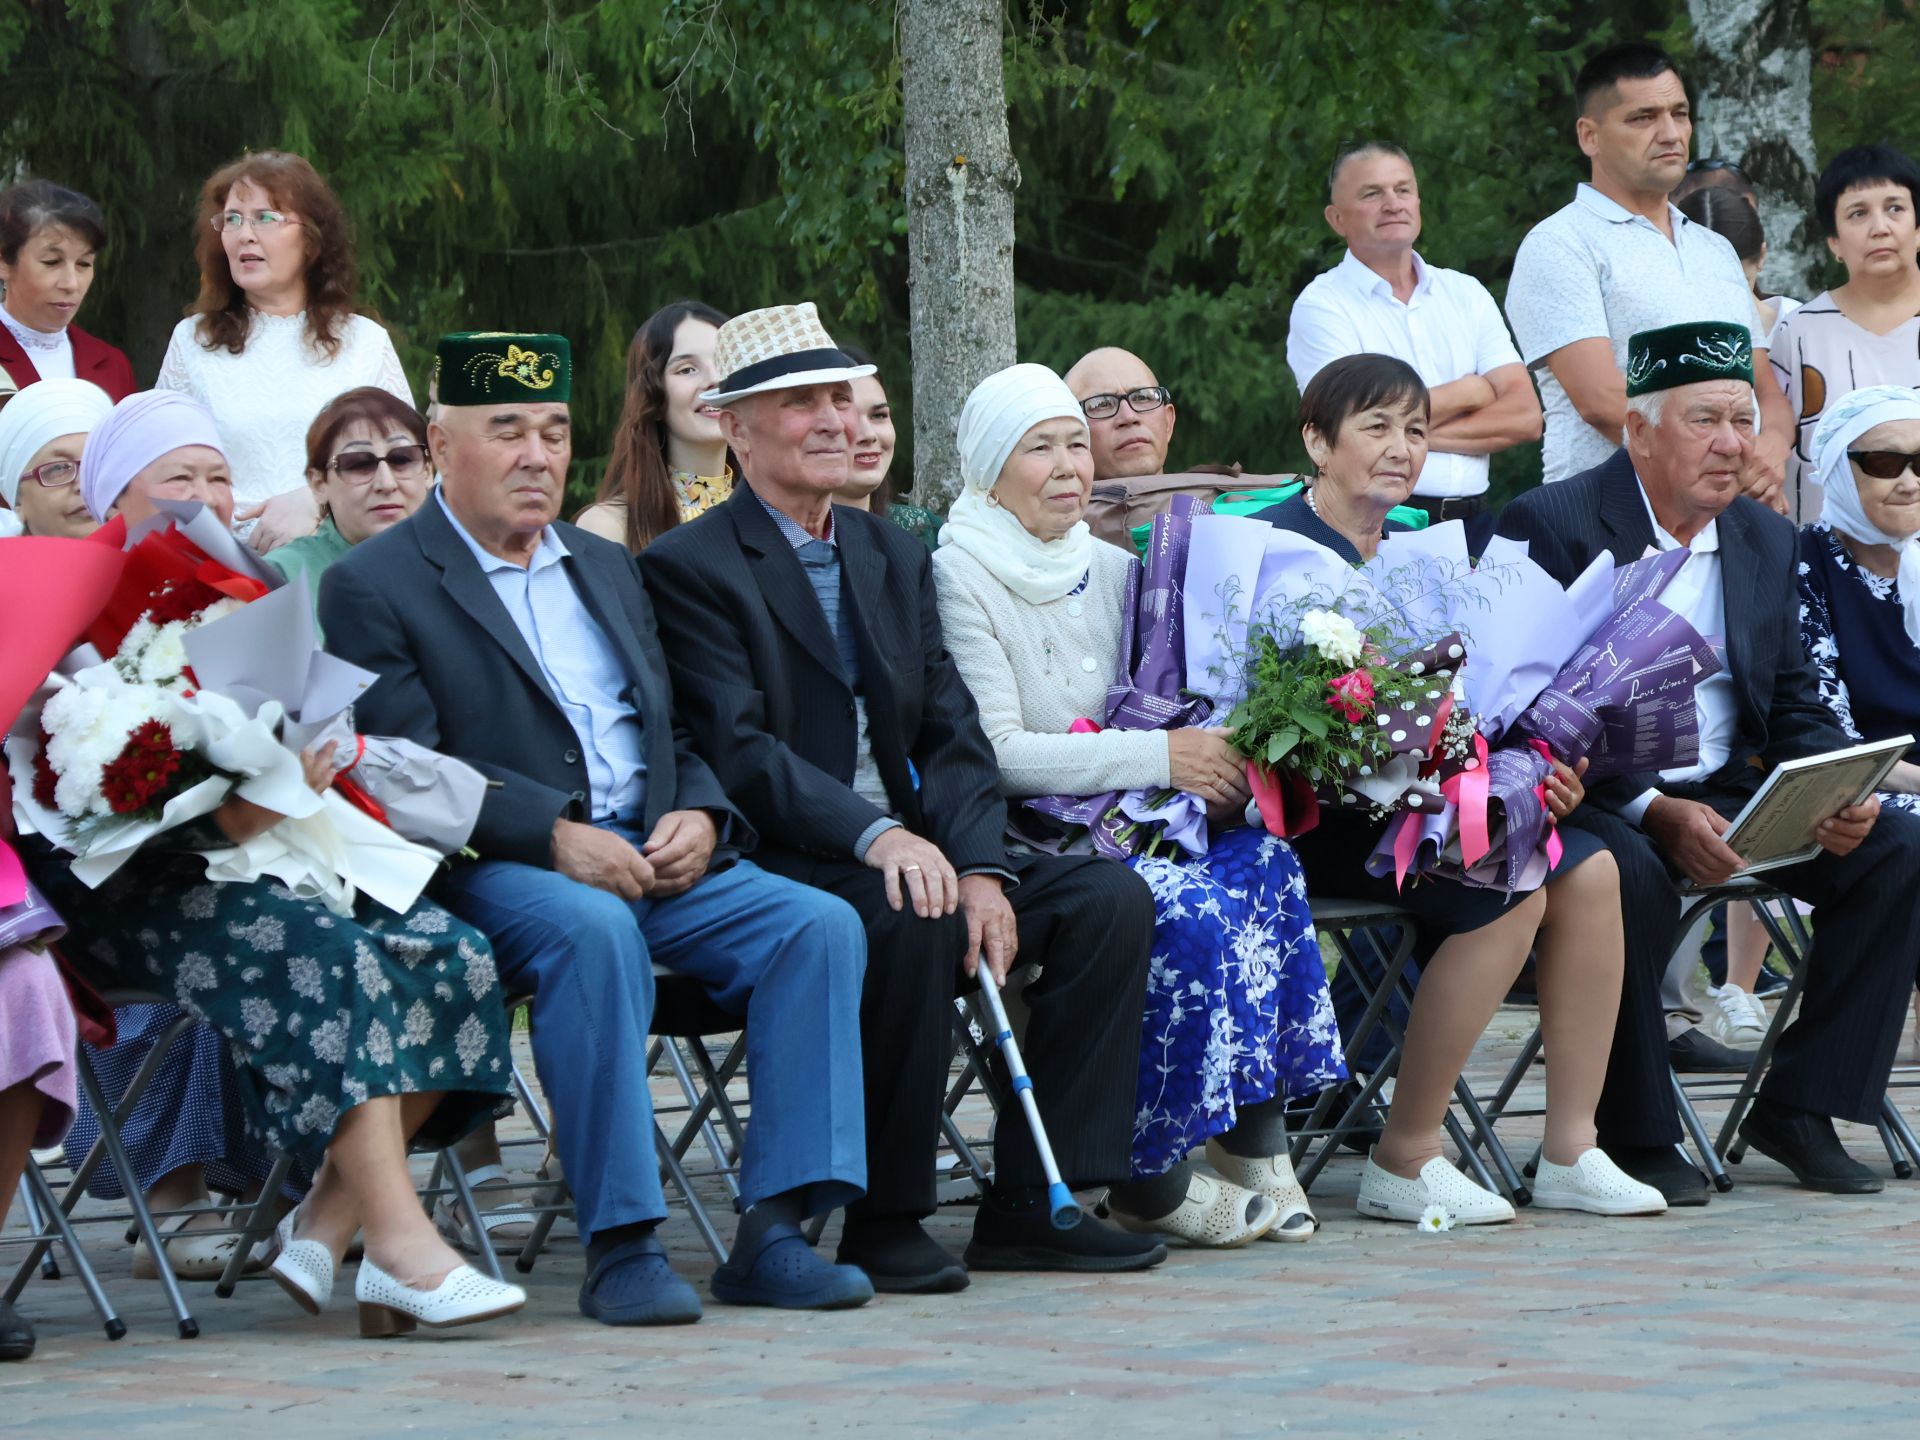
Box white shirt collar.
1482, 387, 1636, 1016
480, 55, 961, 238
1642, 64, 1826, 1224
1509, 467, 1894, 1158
434, 484, 570, 574
1573, 181, 1687, 235
0, 305, 66, 354
1633, 471, 1720, 554
1335, 247, 1428, 301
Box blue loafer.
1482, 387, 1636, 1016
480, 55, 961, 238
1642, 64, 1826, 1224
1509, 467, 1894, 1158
578, 1235, 703, 1326
709, 1223, 874, 1310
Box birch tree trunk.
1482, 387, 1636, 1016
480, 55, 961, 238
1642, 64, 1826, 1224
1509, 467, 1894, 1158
1687, 0, 1822, 297
901, 0, 1020, 509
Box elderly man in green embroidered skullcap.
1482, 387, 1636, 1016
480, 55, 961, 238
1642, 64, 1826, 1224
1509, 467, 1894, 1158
321, 331, 879, 1325
1497, 316, 1920, 1208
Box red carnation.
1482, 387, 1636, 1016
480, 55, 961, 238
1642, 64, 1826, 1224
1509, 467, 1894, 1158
30, 728, 59, 810
99, 721, 184, 815
145, 577, 229, 627
1325, 668, 1377, 723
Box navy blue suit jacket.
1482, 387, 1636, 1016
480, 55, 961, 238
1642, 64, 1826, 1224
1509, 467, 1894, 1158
318, 495, 747, 869
1496, 449, 1848, 809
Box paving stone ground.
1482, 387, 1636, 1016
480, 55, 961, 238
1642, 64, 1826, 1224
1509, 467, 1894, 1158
6, 1013, 1920, 1438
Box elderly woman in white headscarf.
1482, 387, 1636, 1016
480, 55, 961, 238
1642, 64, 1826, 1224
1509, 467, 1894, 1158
1797, 384, 1920, 804
0, 378, 112, 537
932, 362, 1346, 1250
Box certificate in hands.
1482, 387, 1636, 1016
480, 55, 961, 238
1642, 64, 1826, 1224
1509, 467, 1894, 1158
1721, 735, 1913, 876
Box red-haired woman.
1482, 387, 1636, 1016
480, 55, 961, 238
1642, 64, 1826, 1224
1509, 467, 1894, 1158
576, 299, 733, 551
157, 152, 411, 554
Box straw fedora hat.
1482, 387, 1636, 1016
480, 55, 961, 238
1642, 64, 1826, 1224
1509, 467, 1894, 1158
700, 301, 876, 405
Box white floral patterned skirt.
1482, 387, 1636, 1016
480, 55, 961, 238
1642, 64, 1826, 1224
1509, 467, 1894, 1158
1128, 826, 1347, 1177
30, 846, 513, 1165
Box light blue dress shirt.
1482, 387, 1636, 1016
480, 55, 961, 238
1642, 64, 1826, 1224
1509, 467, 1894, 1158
436, 488, 646, 820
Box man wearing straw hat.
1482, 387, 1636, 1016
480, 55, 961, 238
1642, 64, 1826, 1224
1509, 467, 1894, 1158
643, 303, 1165, 1293
323, 330, 876, 1326
1499, 318, 1920, 1203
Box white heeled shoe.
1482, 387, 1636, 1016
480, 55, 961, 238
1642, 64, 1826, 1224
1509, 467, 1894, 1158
355, 1258, 527, 1338
265, 1210, 336, 1315
1205, 1139, 1318, 1242
1355, 1154, 1515, 1225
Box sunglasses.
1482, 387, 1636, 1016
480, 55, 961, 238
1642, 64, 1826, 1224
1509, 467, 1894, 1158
1847, 449, 1920, 481
1686, 158, 1746, 178
328, 444, 428, 482
1081, 385, 1172, 420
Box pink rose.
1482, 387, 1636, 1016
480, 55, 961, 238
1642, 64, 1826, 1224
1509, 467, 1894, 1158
1326, 668, 1376, 723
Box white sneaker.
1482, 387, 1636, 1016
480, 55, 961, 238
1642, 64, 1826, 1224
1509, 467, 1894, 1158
1704, 984, 1767, 1047
1531, 1148, 1668, 1216
1355, 1154, 1514, 1225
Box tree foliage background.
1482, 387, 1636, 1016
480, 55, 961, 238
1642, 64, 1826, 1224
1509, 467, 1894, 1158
0, 0, 1911, 506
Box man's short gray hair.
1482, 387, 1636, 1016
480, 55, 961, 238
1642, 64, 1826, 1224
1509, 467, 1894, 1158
1625, 390, 1667, 428
1328, 140, 1412, 200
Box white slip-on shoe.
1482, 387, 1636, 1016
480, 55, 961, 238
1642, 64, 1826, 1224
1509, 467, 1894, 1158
1355, 1154, 1515, 1225
1204, 1139, 1318, 1242
131, 1202, 250, 1281
355, 1258, 527, 1338
1531, 1148, 1668, 1216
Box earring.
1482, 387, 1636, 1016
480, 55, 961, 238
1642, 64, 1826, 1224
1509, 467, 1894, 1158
984, 490, 1002, 508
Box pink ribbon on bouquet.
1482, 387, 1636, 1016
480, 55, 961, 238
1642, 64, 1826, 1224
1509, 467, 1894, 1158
1438, 732, 1494, 868
1526, 738, 1566, 871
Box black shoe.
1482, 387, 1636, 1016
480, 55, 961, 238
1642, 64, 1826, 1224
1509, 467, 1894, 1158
965, 1188, 1167, 1273
1609, 1145, 1711, 1207
1669, 1027, 1756, 1073
1753, 961, 1791, 999
1738, 1098, 1884, 1194
836, 1216, 969, 1294
0, 1300, 34, 1362
1286, 1079, 1382, 1155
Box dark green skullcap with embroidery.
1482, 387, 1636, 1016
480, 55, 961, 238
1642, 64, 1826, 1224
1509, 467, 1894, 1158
432, 332, 572, 405
1624, 320, 1754, 398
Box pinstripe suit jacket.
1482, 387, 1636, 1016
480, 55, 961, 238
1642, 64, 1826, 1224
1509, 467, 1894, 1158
1497, 448, 1848, 809
640, 484, 1011, 872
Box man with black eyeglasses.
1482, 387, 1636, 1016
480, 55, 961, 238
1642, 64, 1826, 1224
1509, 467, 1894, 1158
1062, 348, 1177, 480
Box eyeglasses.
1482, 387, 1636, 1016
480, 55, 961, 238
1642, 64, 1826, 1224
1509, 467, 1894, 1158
212, 209, 298, 234
328, 445, 428, 483
1847, 449, 1920, 480
1080, 386, 1172, 420
18, 458, 78, 489
1686, 158, 1746, 178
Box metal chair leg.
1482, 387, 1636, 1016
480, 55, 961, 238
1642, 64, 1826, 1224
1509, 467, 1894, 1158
1672, 1070, 1734, 1193
441, 1148, 507, 1282
20, 1162, 124, 1341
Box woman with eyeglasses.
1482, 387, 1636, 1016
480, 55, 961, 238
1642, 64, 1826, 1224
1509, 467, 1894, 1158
264, 387, 432, 630
0, 181, 137, 408
157, 152, 411, 556
1770, 145, 1920, 524
0, 377, 112, 538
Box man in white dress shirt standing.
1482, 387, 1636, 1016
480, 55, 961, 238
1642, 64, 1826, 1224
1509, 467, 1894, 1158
1505, 42, 1793, 498
1287, 141, 1540, 542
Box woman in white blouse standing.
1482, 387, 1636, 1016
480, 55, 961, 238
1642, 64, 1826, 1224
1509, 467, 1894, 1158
157, 151, 411, 553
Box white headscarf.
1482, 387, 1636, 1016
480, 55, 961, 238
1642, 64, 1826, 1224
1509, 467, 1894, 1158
0, 378, 113, 509
1809, 384, 1920, 647
941, 363, 1095, 604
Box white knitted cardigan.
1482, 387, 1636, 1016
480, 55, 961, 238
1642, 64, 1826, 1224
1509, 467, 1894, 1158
931, 538, 1171, 799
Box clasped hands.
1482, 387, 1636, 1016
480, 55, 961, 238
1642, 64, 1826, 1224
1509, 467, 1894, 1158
552, 810, 718, 900
1644, 792, 1880, 888
864, 826, 1016, 986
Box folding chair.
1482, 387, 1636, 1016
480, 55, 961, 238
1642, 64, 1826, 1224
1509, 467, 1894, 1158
4, 1157, 127, 1340
1289, 897, 1530, 1202
456, 970, 753, 1277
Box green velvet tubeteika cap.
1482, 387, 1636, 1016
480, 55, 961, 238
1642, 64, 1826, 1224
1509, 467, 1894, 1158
432, 332, 572, 406
1623, 320, 1754, 397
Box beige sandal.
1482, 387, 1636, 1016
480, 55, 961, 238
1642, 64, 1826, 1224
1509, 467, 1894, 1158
1206, 1139, 1318, 1242
1104, 1170, 1278, 1248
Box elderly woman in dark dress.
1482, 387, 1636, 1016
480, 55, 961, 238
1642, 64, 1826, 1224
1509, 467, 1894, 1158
1253, 354, 1665, 1223
27, 390, 527, 1336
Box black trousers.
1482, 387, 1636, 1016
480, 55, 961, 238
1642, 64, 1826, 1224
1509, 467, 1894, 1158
1568, 800, 1920, 1148
759, 848, 1154, 1219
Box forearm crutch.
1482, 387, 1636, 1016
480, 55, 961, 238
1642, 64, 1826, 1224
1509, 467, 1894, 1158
974, 969, 1081, 1230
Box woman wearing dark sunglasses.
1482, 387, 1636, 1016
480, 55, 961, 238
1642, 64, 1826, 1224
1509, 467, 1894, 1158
263, 386, 431, 626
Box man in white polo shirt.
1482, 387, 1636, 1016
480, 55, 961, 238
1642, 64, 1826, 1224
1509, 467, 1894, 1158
1288, 141, 1540, 540
1506, 41, 1792, 494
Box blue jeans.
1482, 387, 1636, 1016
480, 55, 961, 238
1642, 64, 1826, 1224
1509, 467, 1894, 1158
439, 847, 868, 1244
